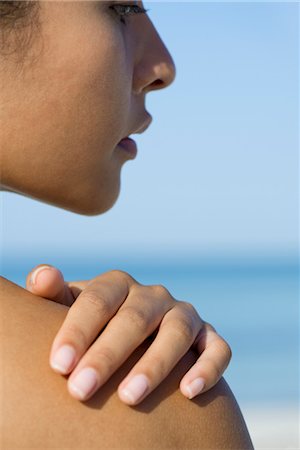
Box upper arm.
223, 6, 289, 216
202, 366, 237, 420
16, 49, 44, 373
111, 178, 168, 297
1, 277, 253, 449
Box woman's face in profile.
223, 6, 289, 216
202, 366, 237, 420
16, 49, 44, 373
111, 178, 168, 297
1, 1, 176, 215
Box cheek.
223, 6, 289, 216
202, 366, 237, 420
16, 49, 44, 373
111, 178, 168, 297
49, 30, 133, 212
2, 4, 133, 214
45, 22, 131, 176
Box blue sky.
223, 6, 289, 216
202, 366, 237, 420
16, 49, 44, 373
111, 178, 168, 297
2, 2, 298, 262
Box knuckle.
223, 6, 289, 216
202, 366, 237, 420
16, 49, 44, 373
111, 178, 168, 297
170, 317, 195, 342
222, 338, 233, 361
152, 284, 170, 297
143, 355, 167, 380
211, 361, 223, 380
181, 301, 198, 316
109, 269, 136, 284
118, 306, 150, 334
202, 356, 224, 381
178, 301, 201, 328
61, 322, 88, 349
215, 337, 233, 362
92, 346, 116, 372
82, 290, 111, 317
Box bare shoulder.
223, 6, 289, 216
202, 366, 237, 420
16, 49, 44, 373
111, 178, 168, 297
1, 277, 253, 449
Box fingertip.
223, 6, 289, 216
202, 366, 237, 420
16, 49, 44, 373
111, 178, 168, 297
68, 367, 99, 401
29, 264, 53, 284
36, 266, 61, 283
118, 374, 149, 406
180, 377, 205, 399
49, 344, 76, 374
29, 265, 64, 297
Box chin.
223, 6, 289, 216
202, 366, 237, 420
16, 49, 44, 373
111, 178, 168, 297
58, 198, 117, 216
61, 186, 121, 216
73, 199, 117, 216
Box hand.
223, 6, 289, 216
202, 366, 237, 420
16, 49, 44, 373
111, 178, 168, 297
26, 264, 231, 405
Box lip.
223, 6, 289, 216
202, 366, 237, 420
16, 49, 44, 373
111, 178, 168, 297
118, 137, 138, 159
132, 114, 153, 135
117, 113, 152, 159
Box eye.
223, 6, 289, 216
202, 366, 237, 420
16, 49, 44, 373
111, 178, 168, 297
109, 2, 149, 25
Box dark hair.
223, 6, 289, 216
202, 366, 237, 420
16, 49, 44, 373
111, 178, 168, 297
0, 1, 41, 68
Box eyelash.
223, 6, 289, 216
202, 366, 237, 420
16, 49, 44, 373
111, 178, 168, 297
109, 3, 149, 25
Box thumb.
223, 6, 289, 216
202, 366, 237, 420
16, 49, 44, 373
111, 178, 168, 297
26, 264, 75, 307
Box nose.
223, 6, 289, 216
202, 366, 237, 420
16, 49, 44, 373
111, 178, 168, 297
133, 18, 177, 95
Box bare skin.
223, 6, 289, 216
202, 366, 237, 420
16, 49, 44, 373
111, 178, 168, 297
0, 0, 175, 215
1, 1, 254, 447
1, 276, 253, 449
24, 264, 232, 406
1, 0, 234, 407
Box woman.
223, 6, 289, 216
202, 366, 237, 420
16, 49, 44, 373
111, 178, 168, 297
1, 1, 253, 448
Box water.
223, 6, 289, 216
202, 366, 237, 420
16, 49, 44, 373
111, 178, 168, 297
2, 253, 298, 411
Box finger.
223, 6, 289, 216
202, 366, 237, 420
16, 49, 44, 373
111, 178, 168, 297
26, 264, 75, 306
26, 264, 90, 306
66, 284, 173, 401
49, 270, 135, 375
116, 301, 202, 405
179, 324, 232, 399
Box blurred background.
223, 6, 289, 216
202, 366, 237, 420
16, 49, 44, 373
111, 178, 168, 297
1, 2, 298, 448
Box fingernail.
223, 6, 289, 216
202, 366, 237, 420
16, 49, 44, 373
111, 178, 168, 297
120, 374, 149, 405
50, 345, 76, 374
30, 265, 53, 285
69, 368, 99, 400
185, 378, 205, 399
